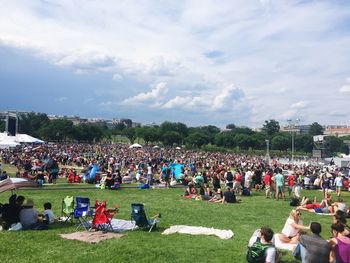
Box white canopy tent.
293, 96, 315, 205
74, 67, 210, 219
129, 143, 142, 149
0, 135, 20, 149
15, 133, 44, 144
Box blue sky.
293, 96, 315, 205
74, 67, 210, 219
1, 0, 350, 127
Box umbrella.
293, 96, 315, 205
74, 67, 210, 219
0, 178, 38, 194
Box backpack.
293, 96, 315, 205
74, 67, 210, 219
246, 238, 273, 263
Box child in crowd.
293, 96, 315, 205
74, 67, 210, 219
41, 202, 55, 224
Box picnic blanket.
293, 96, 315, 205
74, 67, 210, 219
60, 231, 125, 244
162, 225, 234, 239
88, 219, 136, 232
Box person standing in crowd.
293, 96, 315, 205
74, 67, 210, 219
275, 168, 285, 201
264, 169, 272, 198
334, 173, 343, 197
287, 172, 295, 197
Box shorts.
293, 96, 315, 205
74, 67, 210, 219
277, 186, 284, 192
314, 208, 323, 213
265, 185, 271, 192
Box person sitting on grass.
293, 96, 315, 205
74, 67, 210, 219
329, 223, 350, 263
39, 202, 55, 224
20, 199, 48, 230
248, 226, 280, 263
183, 182, 197, 199
278, 209, 309, 244
0, 195, 25, 230
294, 222, 330, 263
222, 187, 237, 204
209, 188, 222, 203
332, 210, 350, 237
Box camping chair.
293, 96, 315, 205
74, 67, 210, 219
74, 197, 93, 230
131, 203, 161, 232
91, 200, 119, 232
61, 196, 74, 222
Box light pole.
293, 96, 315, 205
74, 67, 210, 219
265, 139, 270, 163
287, 119, 300, 163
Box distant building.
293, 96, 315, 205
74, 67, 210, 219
324, 125, 350, 137
280, 125, 301, 134
48, 115, 88, 125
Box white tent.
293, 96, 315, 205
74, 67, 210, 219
0, 135, 20, 149
129, 143, 142, 149
15, 133, 44, 144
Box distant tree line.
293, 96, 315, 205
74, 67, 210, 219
0, 112, 348, 155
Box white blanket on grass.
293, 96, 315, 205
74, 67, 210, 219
88, 219, 136, 232
162, 225, 234, 239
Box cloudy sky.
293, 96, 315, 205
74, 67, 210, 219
1, 0, 350, 128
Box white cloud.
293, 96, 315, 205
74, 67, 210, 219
121, 82, 168, 105
211, 85, 244, 110
1, 1, 350, 126
291, 101, 308, 109
339, 85, 350, 93
56, 97, 67, 102
112, 74, 123, 81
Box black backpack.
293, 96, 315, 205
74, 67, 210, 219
246, 238, 274, 263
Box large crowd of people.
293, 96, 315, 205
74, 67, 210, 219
1, 142, 350, 262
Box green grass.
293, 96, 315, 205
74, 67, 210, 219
1, 185, 349, 263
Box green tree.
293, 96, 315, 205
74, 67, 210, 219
308, 122, 324, 136
115, 123, 126, 131
226, 123, 236, 130
136, 126, 160, 144
214, 131, 236, 148
271, 134, 290, 151
160, 122, 188, 138
324, 136, 345, 154
185, 132, 210, 148
73, 124, 103, 143
295, 134, 313, 153
39, 119, 74, 141
262, 120, 280, 137
18, 112, 50, 137
162, 131, 182, 146
235, 134, 256, 150
123, 128, 137, 143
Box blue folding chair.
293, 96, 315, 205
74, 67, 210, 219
131, 203, 161, 232
74, 197, 93, 230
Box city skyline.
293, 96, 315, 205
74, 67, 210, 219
1, 1, 350, 128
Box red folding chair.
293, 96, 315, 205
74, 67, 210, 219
91, 200, 119, 232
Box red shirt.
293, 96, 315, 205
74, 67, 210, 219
264, 174, 271, 186
288, 175, 294, 187
235, 173, 242, 182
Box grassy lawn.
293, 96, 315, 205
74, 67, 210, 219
1, 184, 349, 263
